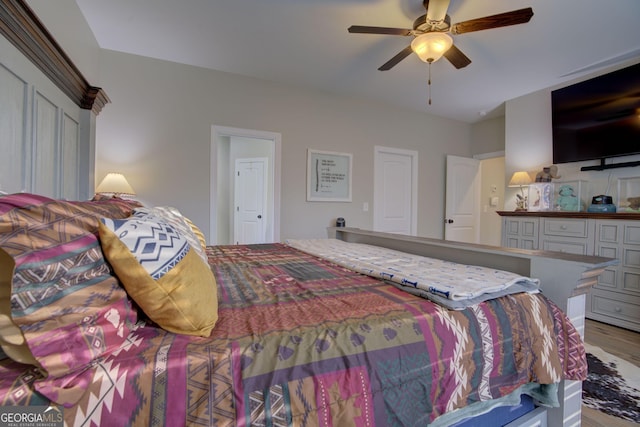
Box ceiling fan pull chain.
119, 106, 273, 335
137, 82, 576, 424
428, 60, 432, 105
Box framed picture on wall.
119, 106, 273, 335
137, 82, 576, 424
528, 183, 554, 211
306, 149, 352, 202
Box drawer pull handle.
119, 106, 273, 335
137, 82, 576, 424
614, 306, 622, 313
560, 225, 567, 230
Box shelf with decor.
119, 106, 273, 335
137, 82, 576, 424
497, 211, 640, 220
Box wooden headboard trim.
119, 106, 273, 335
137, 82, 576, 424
0, 0, 109, 114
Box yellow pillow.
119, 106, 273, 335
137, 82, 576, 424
98, 217, 218, 337
184, 216, 208, 252
0, 249, 39, 365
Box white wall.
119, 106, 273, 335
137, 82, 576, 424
26, 0, 102, 85
479, 157, 505, 246
22, 0, 640, 243
470, 117, 506, 245
21, 1, 486, 243
93, 50, 472, 241
471, 117, 505, 157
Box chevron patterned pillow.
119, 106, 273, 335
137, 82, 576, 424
99, 213, 218, 337
133, 206, 208, 263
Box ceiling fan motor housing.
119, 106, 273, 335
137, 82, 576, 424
413, 14, 451, 33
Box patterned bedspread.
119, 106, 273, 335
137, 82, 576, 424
0, 243, 586, 426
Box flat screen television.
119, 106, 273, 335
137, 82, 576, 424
551, 62, 640, 170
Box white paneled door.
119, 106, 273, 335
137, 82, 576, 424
444, 155, 480, 243
373, 146, 418, 235
234, 158, 267, 244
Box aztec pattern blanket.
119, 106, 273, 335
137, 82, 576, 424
0, 243, 586, 426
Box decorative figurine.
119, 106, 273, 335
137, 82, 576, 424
515, 193, 527, 211
535, 165, 561, 182
627, 197, 640, 210
556, 184, 579, 211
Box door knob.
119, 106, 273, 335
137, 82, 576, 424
445, 219, 454, 224
257, 215, 262, 219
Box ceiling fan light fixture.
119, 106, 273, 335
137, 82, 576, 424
411, 32, 453, 63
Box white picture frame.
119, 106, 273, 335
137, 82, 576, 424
306, 149, 352, 202
528, 183, 554, 211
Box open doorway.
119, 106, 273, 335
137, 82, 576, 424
444, 153, 505, 246
210, 126, 281, 245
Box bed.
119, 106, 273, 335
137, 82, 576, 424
0, 194, 615, 426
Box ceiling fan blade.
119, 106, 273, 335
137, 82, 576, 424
348, 25, 412, 36
443, 44, 471, 69
425, 0, 451, 23
378, 45, 414, 71
451, 7, 533, 35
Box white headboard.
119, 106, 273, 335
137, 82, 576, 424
0, 0, 108, 199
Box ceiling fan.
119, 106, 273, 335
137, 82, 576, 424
348, 0, 534, 71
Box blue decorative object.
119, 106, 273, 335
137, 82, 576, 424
587, 204, 617, 213
587, 195, 617, 213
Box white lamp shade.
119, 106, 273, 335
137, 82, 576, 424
411, 32, 453, 63
96, 173, 135, 195
508, 171, 532, 187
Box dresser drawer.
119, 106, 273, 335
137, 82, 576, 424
589, 290, 640, 326
541, 238, 590, 255
542, 218, 589, 238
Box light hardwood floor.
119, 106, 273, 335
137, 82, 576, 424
581, 319, 640, 427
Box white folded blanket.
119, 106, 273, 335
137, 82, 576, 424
286, 238, 539, 303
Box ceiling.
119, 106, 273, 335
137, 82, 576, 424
73, 0, 640, 123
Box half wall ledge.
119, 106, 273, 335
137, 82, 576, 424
328, 227, 618, 309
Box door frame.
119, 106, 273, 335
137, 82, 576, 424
210, 125, 281, 244
373, 145, 418, 236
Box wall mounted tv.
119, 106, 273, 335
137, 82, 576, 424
551, 62, 640, 171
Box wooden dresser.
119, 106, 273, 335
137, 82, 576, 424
498, 211, 640, 332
